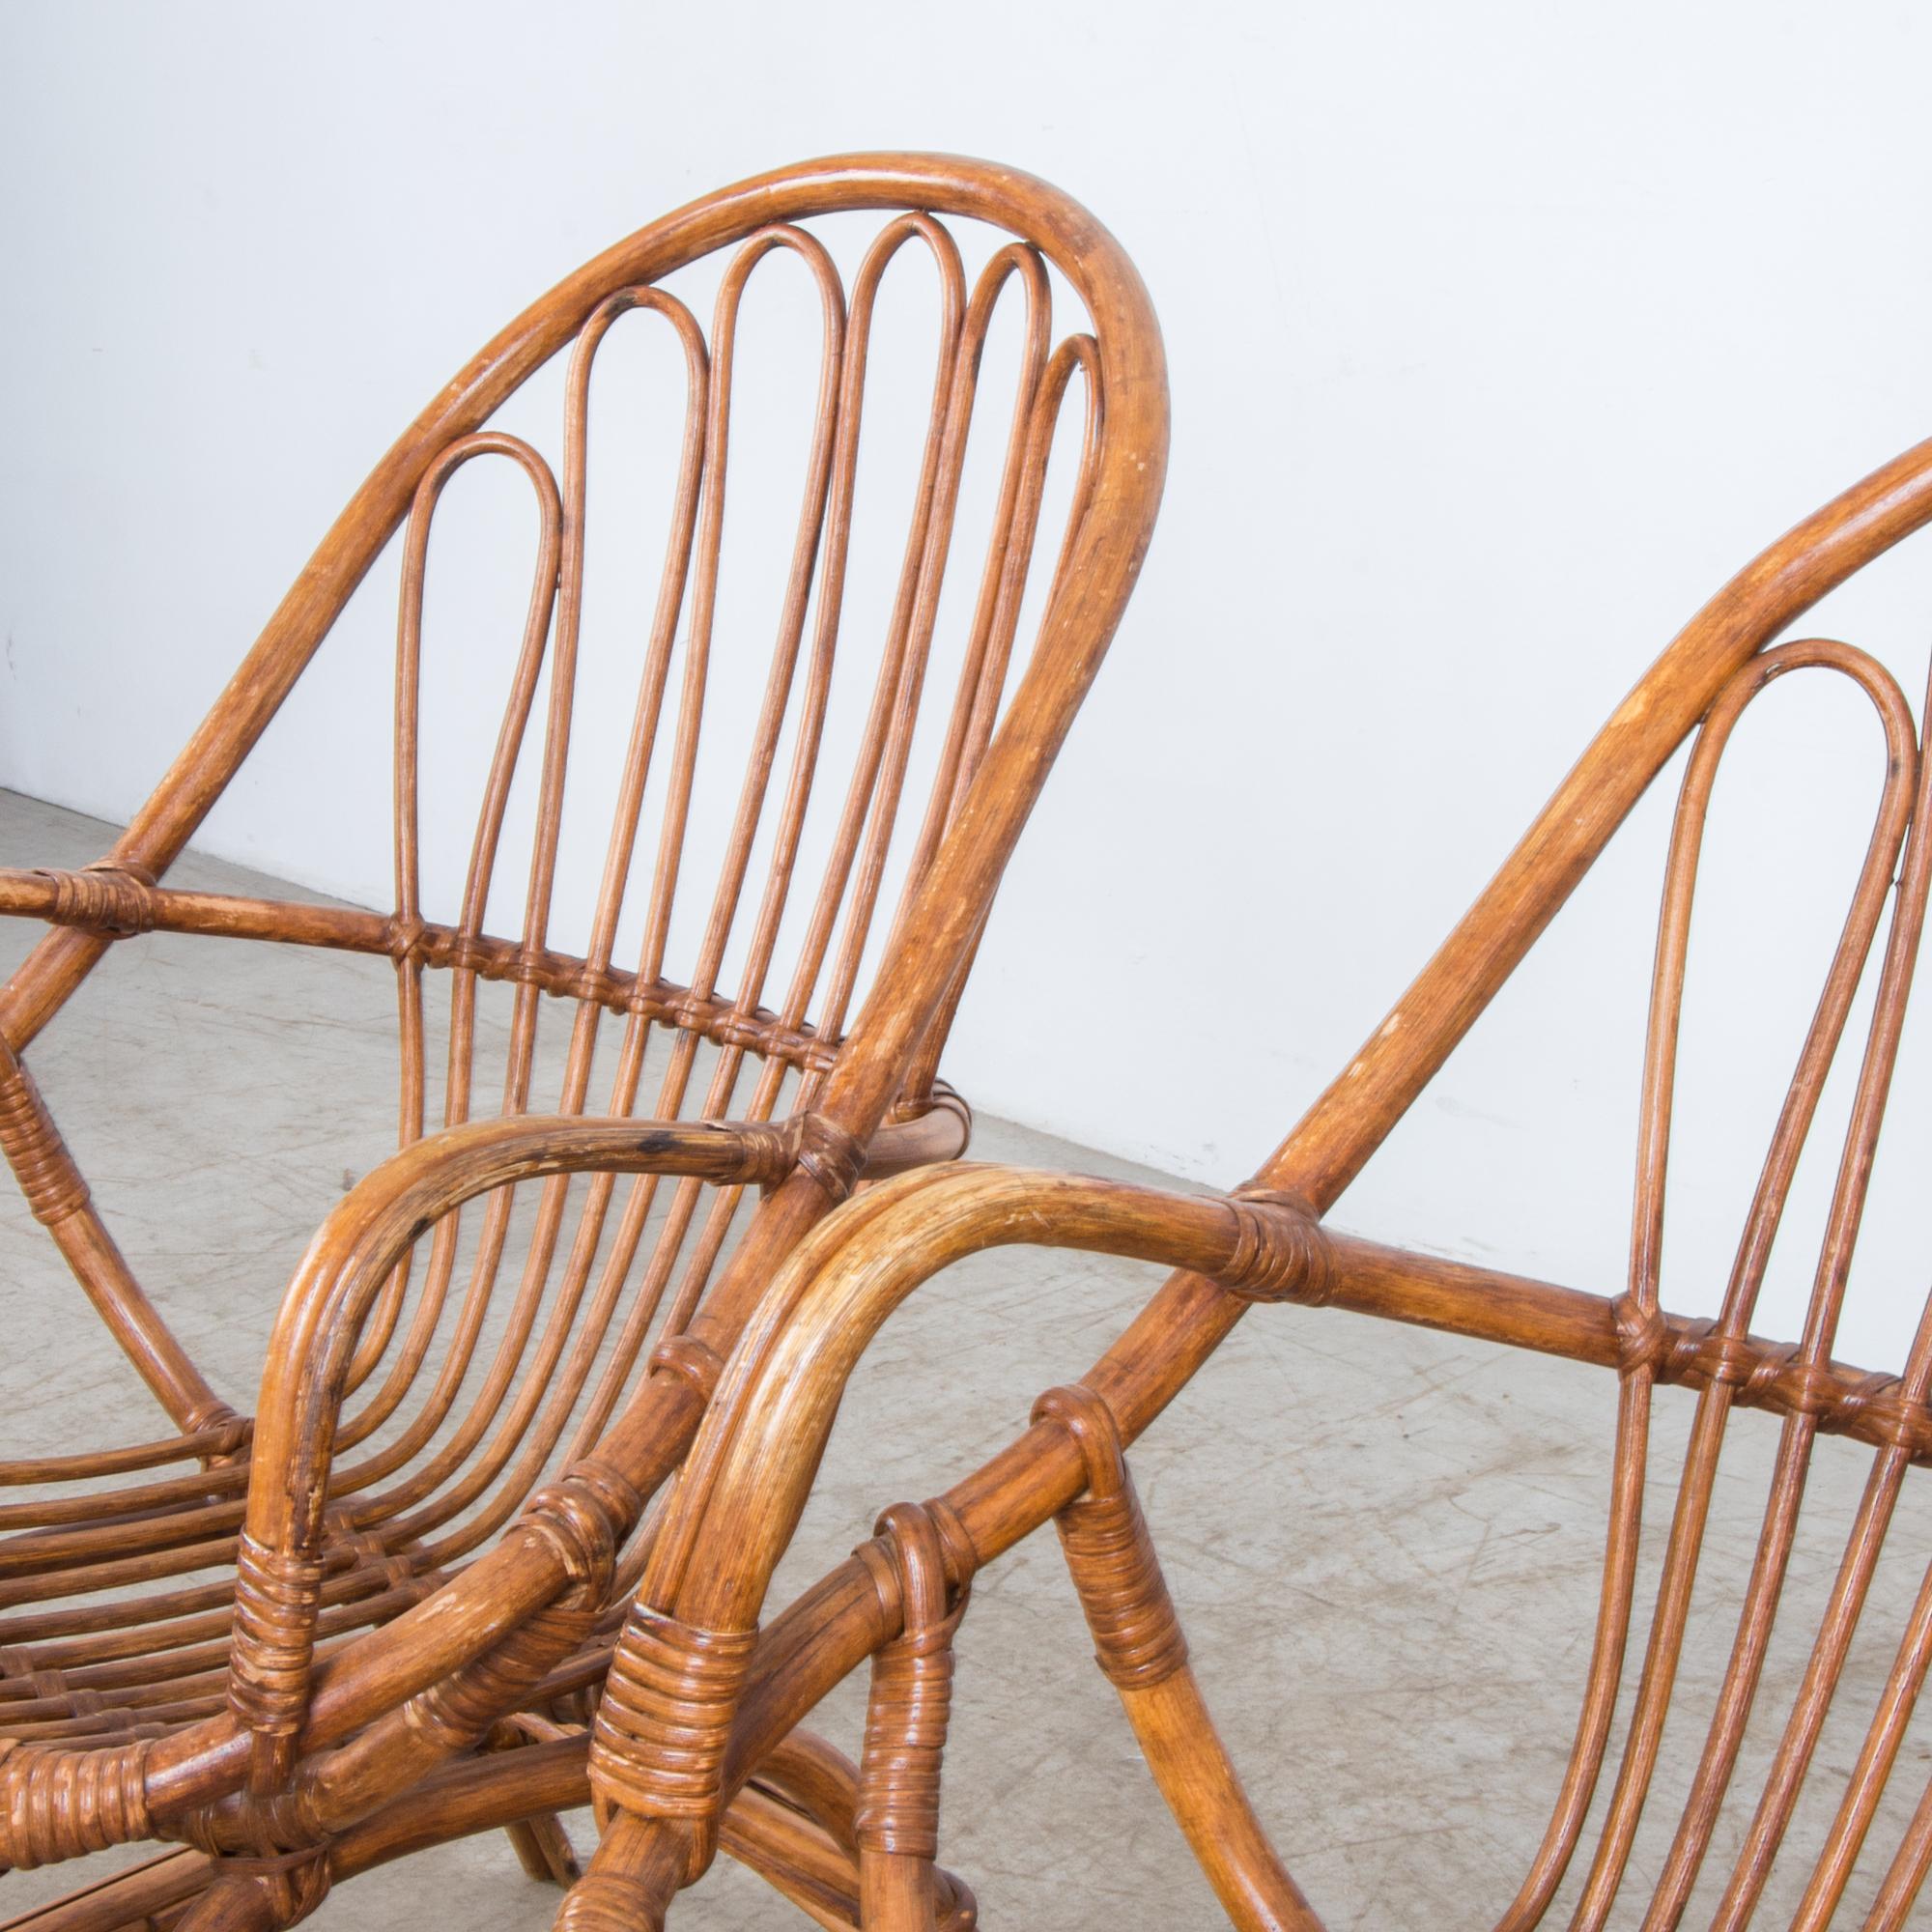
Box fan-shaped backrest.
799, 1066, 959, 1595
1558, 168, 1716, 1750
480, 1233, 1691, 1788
0, 156, 1167, 1473
388, 213, 1095, 1140
1260, 445, 1932, 1925
318, 174, 1144, 1550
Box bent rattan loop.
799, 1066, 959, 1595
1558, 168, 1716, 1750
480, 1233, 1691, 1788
1220, 1185, 1332, 1305
1032, 1384, 1189, 1690
0, 1733, 154, 1868
854, 1501, 968, 1861
513, 432, 1932, 1926
0, 152, 1163, 1921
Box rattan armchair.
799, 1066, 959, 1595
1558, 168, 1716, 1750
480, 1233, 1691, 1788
0, 154, 1168, 1928
556, 440, 1932, 1929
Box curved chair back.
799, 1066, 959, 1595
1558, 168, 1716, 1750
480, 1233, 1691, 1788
0, 156, 1168, 1467
1260, 442, 1932, 1927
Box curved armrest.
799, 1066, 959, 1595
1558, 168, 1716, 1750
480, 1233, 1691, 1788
632, 1163, 1330, 1642
220, 1093, 971, 1794
0, 1097, 976, 1866
221, 1110, 805, 1794
561, 1159, 1328, 1890
646, 1159, 1635, 1641
245, 1097, 968, 1516
570, 1160, 1638, 1902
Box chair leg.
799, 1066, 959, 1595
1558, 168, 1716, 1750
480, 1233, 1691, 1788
485, 1718, 582, 1885
1033, 1385, 1324, 1932
502, 1809, 582, 1886
852, 1503, 970, 1932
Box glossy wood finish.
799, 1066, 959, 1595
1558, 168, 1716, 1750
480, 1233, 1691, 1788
564, 441, 1932, 1928
0, 151, 1168, 1926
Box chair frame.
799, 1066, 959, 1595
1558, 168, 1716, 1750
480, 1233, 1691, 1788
0, 151, 1168, 1930
550, 437, 1932, 1929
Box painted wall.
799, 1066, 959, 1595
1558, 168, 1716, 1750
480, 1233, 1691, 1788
7, 1, 1932, 1367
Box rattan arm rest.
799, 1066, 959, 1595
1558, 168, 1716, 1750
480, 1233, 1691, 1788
222, 1102, 977, 1777
244, 1099, 967, 1547
649, 1159, 1629, 1627
558, 1160, 1329, 1909
0, 1092, 963, 1537
565, 1165, 1627, 1914
0, 1103, 967, 1868
617, 1161, 1335, 1644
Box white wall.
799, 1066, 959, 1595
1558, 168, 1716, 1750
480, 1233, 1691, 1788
7, 0, 1932, 1370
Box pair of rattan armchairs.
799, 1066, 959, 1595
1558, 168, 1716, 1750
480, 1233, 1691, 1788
4, 153, 1932, 1930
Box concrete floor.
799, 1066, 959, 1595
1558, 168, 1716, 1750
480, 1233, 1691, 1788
4, 787, 1932, 1928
